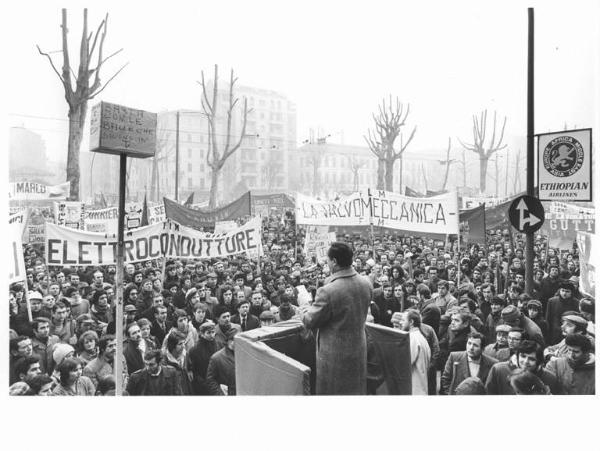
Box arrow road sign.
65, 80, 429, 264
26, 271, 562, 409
508, 195, 545, 233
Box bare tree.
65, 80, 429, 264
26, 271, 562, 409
261, 150, 280, 191
37, 9, 127, 201
306, 151, 324, 196
346, 155, 367, 192
436, 137, 458, 191
513, 148, 522, 195
198, 64, 250, 208
151, 125, 176, 202
421, 163, 429, 193
364, 96, 416, 191
458, 110, 507, 194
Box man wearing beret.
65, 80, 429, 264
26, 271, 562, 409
546, 282, 580, 345
483, 324, 511, 360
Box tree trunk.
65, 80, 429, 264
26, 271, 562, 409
384, 158, 394, 191
441, 161, 450, 191
67, 103, 87, 201
376, 159, 385, 190
399, 155, 403, 194
209, 168, 219, 208
479, 155, 489, 194
353, 169, 359, 192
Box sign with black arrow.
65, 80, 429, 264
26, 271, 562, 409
508, 195, 545, 233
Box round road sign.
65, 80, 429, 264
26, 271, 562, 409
508, 195, 545, 233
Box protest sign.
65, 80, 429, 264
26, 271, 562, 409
55, 201, 86, 230
8, 181, 70, 201
164, 192, 252, 229
303, 226, 336, 261
9, 224, 27, 284
576, 231, 596, 297
90, 101, 157, 158
251, 193, 295, 215
459, 204, 486, 245
540, 214, 595, 248
8, 208, 30, 238
84, 206, 119, 233
296, 189, 459, 235
45, 217, 262, 265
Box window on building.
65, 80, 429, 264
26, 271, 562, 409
188, 178, 193, 189
187, 133, 192, 143
188, 148, 193, 158
200, 178, 205, 189
199, 164, 204, 172
188, 163, 192, 172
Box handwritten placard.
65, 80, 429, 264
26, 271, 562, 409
90, 101, 157, 158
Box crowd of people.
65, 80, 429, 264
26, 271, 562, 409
8, 209, 595, 395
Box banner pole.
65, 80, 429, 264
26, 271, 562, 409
24, 283, 33, 323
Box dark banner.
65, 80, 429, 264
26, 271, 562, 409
459, 204, 486, 245
163, 191, 251, 229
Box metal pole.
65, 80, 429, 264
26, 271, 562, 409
525, 8, 535, 296
505, 149, 509, 197
115, 153, 127, 396
175, 111, 180, 202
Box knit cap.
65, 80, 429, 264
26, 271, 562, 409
52, 344, 75, 366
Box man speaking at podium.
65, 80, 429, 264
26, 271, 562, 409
300, 242, 373, 395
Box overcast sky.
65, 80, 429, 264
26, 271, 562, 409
6, 0, 599, 165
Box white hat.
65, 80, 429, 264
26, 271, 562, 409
28, 291, 43, 301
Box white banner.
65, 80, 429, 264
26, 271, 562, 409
84, 202, 166, 233
9, 224, 27, 283
296, 189, 459, 234
8, 208, 29, 238
55, 201, 86, 230
303, 226, 336, 262
461, 195, 511, 210
46, 217, 263, 266
538, 128, 592, 201
576, 231, 597, 297
214, 220, 237, 234
8, 181, 71, 201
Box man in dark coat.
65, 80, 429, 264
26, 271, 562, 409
230, 299, 260, 332
127, 349, 182, 396
440, 331, 497, 395
150, 306, 172, 346
546, 281, 580, 345
206, 328, 237, 395
301, 242, 372, 395
417, 284, 441, 335
187, 321, 218, 395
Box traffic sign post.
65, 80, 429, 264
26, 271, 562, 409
508, 195, 545, 234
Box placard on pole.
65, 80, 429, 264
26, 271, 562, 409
90, 101, 157, 396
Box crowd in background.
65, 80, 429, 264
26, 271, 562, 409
9, 209, 595, 395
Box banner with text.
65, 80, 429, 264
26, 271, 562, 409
45, 217, 262, 266
164, 192, 252, 229
55, 201, 86, 230
251, 193, 295, 215
576, 231, 596, 297
8, 181, 71, 201
9, 225, 27, 284
303, 226, 337, 262
540, 213, 595, 248
8, 208, 30, 238
296, 190, 459, 235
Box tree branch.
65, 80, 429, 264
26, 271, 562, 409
89, 62, 129, 99
36, 45, 66, 85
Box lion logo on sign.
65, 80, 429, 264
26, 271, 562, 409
542, 136, 584, 177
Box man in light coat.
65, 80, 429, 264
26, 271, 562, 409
301, 242, 372, 395
399, 309, 431, 395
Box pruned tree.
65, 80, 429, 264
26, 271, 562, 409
421, 163, 429, 193
364, 96, 416, 191
458, 110, 507, 194
151, 125, 176, 202
37, 9, 127, 201
436, 137, 458, 191
261, 150, 281, 191
513, 148, 522, 195
346, 155, 367, 192
198, 64, 250, 208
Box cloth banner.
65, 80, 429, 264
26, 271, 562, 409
459, 204, 486, 245
541, 214, 595, 249
214, 221, 238, 234
164, 191, 252, 229
576, 231, 596, 297
55, 201, 86, 230
8, 208, 30, 238
404, 186, 424, 197
546, 201, 594, 219
45, 217, 262, 265
251, 193, 295, 215
303, 226, 336, 262
25, 207, 54, 244
84, 202, 166, 233
8, 181, 70, 201
365, 323, 412, 395
9, 224, 27, 284
295, 189, 459, 235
